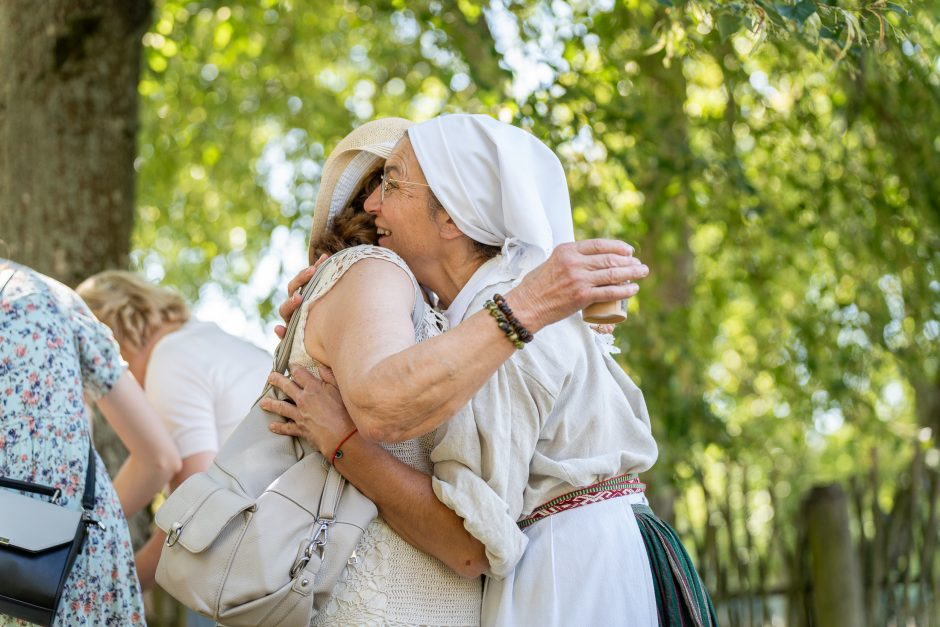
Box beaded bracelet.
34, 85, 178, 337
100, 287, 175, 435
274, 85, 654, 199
485, 300, 525, 349
492, 293, 533, 343
331, 427, 358, 466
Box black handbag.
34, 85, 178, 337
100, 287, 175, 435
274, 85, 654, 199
0, 430, 102, 626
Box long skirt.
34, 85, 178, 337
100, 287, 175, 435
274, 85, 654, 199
633, 504, 718, 627
481, 493, 658, 626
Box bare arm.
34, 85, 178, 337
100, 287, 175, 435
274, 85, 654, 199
279, 241, 648, 442
95, 372, 182, 518
134, 450, 215, 590
266, 368, 487, 578
334, 435, 488, 578
301, 258, 516, 442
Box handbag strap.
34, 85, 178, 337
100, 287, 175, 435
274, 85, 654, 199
316, 463, 346, 521
0, 267, 15, 294
0, 430, 95, 510
81, 440, 96, 511
267, 261, 351, 510
269, 260, 334, 382
261, 260, 346, 506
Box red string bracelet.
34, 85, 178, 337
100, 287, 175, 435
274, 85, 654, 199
331, 428, 358, 466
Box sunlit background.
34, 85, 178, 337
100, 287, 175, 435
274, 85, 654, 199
130, 1, 939, 624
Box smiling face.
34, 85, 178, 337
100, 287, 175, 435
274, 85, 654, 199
364, 136, 449, 281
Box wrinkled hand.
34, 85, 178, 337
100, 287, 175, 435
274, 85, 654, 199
260, 366, 354, 456
506, 239, 648, 333
274, 254, 330, 340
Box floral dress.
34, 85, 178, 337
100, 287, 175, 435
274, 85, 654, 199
0, 262, 145, 626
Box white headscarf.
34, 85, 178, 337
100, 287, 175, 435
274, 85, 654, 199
407, 114, 575, 277
408, 114, 575, 325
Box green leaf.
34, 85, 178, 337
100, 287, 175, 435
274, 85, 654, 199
819, 25, 841, 41
886, 2, 910, 15
775, 0, 817, 25
718, 14, 742, 42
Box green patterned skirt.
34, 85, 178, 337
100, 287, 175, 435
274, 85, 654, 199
633, 504, 719, 627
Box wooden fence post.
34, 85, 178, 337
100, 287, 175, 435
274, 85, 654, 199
803, 484, 866, 627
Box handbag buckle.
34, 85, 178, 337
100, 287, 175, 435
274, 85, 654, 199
51, 489, 61, 504
289, 521, 332, 578
81, 509, 105, 530
289, 540, 317, 578
165, 522, 184, 547
312, 521, 330, 549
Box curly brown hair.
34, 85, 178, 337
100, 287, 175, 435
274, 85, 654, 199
308, 170, 383, 262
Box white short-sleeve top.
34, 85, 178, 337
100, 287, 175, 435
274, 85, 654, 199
145, 320, 272, 458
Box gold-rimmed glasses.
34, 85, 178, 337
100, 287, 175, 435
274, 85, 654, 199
381, 173, 431, 202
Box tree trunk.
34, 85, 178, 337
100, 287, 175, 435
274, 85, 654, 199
803, 484, 867, 627
0, 0, 153, 548
0, 0, 150, 287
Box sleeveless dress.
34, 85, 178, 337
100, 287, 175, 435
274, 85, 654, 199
286, 245, 482, 627
0, 263, 145, 626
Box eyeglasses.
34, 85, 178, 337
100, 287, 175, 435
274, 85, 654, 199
381, 173, 430, 202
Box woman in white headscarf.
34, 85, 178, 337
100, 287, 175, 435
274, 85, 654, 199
261, 116, 653, 626
268, 114, 715, 627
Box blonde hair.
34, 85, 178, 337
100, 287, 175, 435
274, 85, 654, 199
76, 271, 190, 351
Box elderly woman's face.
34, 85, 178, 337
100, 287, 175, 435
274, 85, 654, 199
364, 136, 442, 266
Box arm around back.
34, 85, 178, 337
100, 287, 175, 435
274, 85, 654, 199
301, 241, 648, 443
266, 367, 489, 578
334, 434, 489, 578
303, 257, 454, 442
307, 258, 517, 443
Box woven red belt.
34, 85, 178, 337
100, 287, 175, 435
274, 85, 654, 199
517, 473, 646, 529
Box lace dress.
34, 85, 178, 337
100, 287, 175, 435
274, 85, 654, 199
287, 245, 481, 627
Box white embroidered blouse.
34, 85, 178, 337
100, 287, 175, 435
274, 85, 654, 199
431, 271, 660, 580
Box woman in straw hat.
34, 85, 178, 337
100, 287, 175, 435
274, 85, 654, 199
268, 117, 484, 626
266, 114, 715, 627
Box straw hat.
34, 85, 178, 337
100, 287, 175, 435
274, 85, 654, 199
308, 117, 414, 263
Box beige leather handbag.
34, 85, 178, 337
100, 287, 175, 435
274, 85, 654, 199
154, 265, 378, 627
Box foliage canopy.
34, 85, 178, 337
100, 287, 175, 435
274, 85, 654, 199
135, 0, 939, 602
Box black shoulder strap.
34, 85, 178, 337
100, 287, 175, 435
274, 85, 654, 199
0, 434, 96, 508
82, 441, 96, 510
